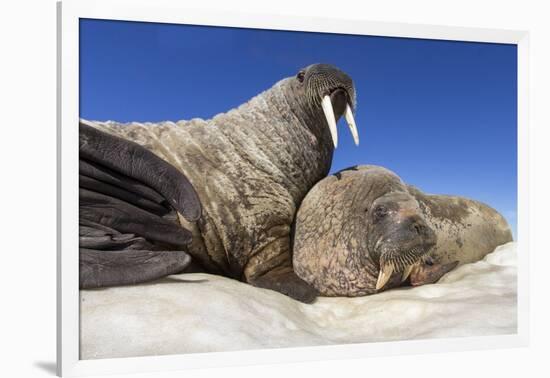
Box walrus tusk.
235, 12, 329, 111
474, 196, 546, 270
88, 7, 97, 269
401, 263, 415, 283
345, 103, 359, 146
321, 95, 338, 148
376, 263, 394, 290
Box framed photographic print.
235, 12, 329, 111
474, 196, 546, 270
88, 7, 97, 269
57, 0, 529, 376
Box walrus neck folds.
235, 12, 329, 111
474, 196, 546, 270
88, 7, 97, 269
212, 79, 336, 200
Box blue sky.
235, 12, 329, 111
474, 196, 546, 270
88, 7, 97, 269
80, 19, 518, 237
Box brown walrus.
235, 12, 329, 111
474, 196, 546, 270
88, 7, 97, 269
292, 165, 513, 296
80, 64, 360, 303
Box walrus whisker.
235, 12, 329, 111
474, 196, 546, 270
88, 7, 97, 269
385, 245, 432, 274
304, 66, 357, 149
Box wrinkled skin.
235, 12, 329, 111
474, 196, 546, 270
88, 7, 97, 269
405, 184, 513, 267
292, 165, 513, 297
82, 64, 357, 303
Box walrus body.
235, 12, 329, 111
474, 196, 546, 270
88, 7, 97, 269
292, 165, 513, 297
405, 185, 513, 267
80, 64, 360, 302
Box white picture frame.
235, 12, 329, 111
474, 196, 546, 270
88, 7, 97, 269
57, 0, 530, 376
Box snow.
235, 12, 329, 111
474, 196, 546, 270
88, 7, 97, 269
80, 242, 517, 360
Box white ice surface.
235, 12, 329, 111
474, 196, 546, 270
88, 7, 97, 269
80, 242, 517, 360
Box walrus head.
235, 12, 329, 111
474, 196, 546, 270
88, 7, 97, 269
293, 165, 438, 296
281, 63, 359, 148
368, 189, 437, 290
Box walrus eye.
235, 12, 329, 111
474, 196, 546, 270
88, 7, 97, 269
297, 71, 305, 83
374, 206, 388, 220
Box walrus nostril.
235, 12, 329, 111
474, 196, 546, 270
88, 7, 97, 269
412, 223, 424, 235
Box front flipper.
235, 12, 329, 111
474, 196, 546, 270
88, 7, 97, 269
244, 235, 318, 303
80, 248, 192, 289
79, 121, 201, 222
78, 122, 202, 288
409, 260, 459, 286
251, 265, 319, 304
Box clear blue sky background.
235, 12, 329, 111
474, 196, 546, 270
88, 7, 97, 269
80, 19, 518, 238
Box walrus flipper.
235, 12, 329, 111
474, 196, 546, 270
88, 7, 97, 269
80, 244, 192, 289
252, 266, 319, 303
79, 121, 201, 221
79, 122, 201, 288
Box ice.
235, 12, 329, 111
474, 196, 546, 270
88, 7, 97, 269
80, 242, 517, 359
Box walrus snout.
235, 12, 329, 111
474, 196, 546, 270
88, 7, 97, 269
379, 203, 437, 250
300, 63, 358, 148
375, 210, 438, 291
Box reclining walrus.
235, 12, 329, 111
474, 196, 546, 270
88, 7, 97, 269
79, 63, 360, 303
292, 165, 513, 296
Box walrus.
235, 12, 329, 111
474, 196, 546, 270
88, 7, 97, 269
292, 165, 513, 296
80, 63, 360, 303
